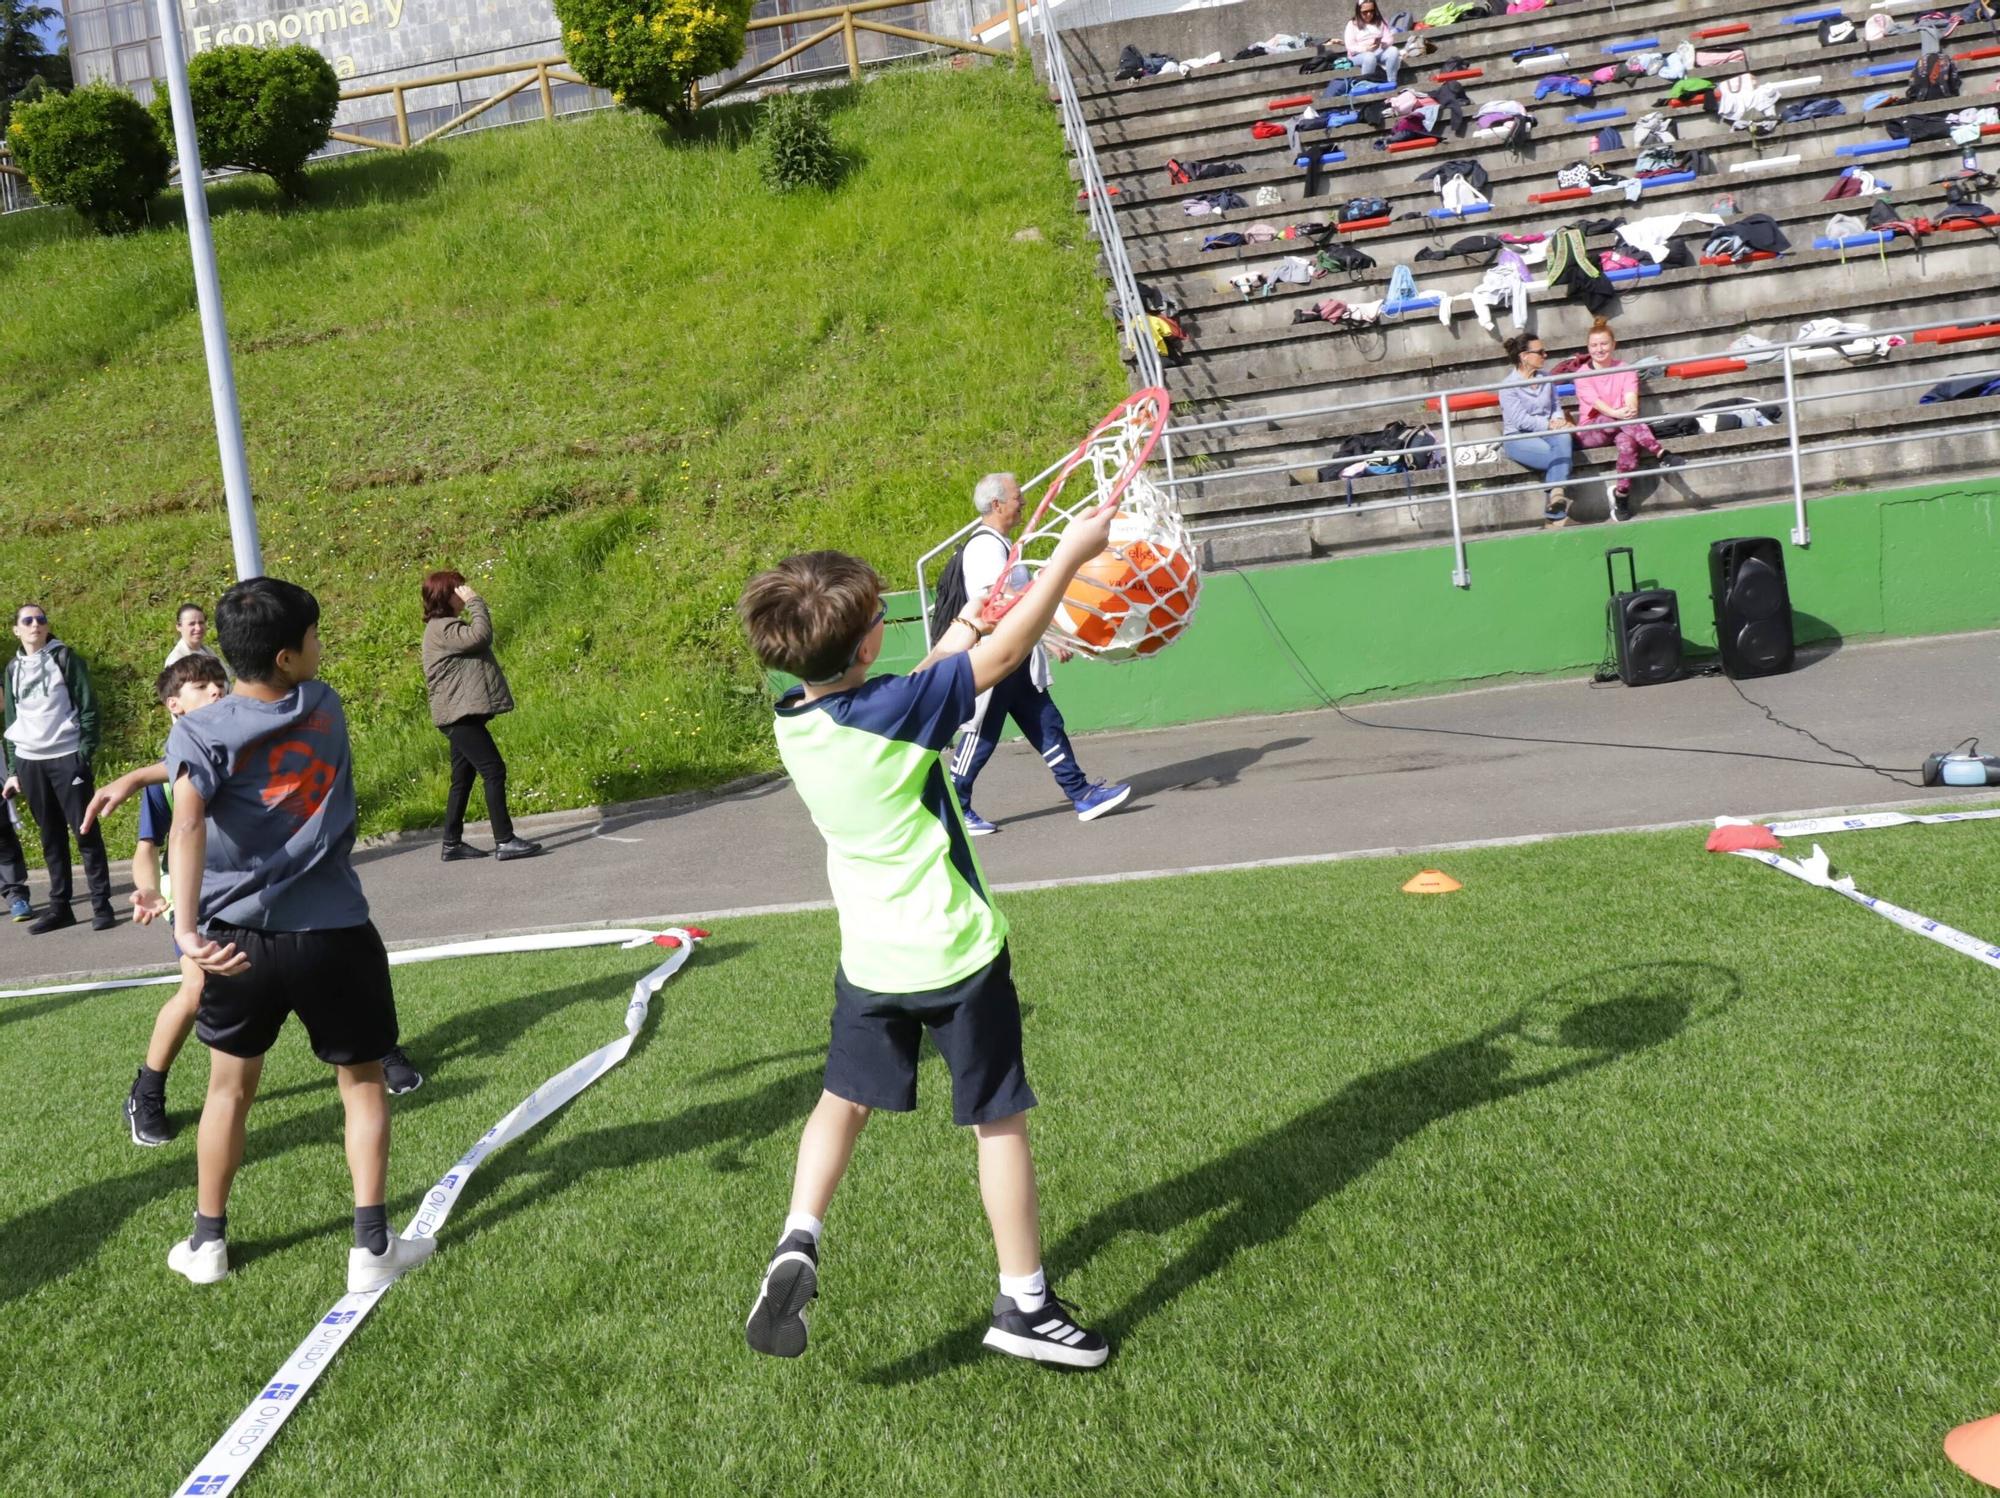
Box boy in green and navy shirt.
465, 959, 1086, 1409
735, 498, 1118, 1369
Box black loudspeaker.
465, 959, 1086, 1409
1605, 547, 1682, 686
1708, 536, 1794, 679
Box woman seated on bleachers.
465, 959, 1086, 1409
1571, 318, 1681, 520
1344, 0, 1402, 86
1498, 333, 1572, 527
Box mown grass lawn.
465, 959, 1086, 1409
0, 62, 1122, 844
4, 823, 1999, 1495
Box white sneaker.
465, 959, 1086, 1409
168, 1236, 229, 1285
346, 1234, 436, 1293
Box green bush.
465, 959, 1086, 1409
7, 82, 168, 232
149, 44, 338, 199
755, 90, 842, 193
555, 0, 753, 124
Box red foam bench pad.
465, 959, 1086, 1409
1434, 67, 1483, 81
1955, 44, 2000, 60
1530, 187, 1593, 202
1387, 136, 1441, 151
1914, 321, 2000, 344
1693, 22, 1750, 38
1666, 357, 1750, 378
1697, 251, 1778, 265
1426, 391, 1500, 412
1336, 214, 1391, 232
1267, 94, 1315, 109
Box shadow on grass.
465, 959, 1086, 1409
867, 959, 1739, 1385
0, 1077, 476, 1307
443, 1058, 823, 1243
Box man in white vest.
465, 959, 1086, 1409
949, 473, 1130, 835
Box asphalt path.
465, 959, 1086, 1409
6, 628, 1996, 985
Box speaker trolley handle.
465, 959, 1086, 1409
1604, 545, 1638, 599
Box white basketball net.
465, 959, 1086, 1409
1005, 396, 1201, 662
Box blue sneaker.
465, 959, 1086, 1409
8, 897, 28, 922
1073, 781, 1132, 823
962, 808, 998, 837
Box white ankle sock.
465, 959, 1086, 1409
1000, 1268, 1047, 1312
781, 1212, 823, 1248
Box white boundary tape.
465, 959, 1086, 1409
1763, 808, 2000, 839
173, 927, 703, 1498
1734, 846, 2000, 971
0, 927, 686, 1002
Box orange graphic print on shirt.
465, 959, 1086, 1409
255, 713, 340, 823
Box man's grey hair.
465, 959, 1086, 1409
972, 473, 1020, 516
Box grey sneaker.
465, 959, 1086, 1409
746, 1231, 819, 1358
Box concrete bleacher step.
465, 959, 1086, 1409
1051, 0, 2000, 566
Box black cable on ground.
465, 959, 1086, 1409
1221, 563, 1929, 784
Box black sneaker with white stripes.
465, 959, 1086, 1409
381, 1047, 424, 1096
745, 1230, 819, 1358
981, 1292, 1109, 1369
124, 1068, 172, 1147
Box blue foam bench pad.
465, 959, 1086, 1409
1569, 106, 1628, 124
1428, 201, 1493, 217
1835, 139, 1908, 156
1633, 170, 1695, 191
1603, 37, 1659, 54
1814, 231, 1895, 248
1294, 150, 1349, 166
1383, 295, 1441, 315
1603, 262, 1664, 283
1784, 7, 1846, 22
1312, 111, 1359, 128
1349, 81, 1396, 96
1852, 61, 1911, 76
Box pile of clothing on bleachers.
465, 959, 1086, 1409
1113, 44, 1224, 81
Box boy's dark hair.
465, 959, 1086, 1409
737, 552, 883, 682
154, 652, 228, 704
176, 602, 205, 623
217, 577, 320, 683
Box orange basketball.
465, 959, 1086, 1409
1054, 528, 1199, 658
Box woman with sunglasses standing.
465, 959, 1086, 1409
421, 572, 542, 863
1499, 333, 1574, 527
1345, 0, 1402, 85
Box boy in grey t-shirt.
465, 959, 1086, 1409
163, 577, 436, 1295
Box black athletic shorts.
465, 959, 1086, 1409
195, 920, 399, 1065
823, 946, 1036, 1126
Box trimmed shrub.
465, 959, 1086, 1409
555, 0, 753, 125
7, 82, 168, 232
755, 91, 842, 193
149, 44, 339, 199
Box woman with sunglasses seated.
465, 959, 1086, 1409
421, 571, 543, 862
1498, 333, 1573, 527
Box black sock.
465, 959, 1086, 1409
354, 1203, 389, 1255
191, 1211, 226, 1249
136, 1064, 167, 1096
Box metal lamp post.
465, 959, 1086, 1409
148, 0, 264, 579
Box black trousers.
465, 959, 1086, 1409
0, 799, 27, 903
441, 716, 515, 843
17, 751, 112, 910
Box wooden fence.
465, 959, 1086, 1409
329, 0, 1021, 154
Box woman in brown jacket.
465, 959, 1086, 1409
421, 571, 542, 862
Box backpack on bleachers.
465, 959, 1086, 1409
1902, 51, 1961, 100
1342, 195, 1391, 221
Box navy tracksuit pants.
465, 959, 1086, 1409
950, 658, 1088, 806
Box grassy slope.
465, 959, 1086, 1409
0, 65, 1122, 842
5, 826, 2000, 1494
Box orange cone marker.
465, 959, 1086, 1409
1402, 870, 1462, 894
1947, 1413, 2000, 1487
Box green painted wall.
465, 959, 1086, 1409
876, 478, 2000, 731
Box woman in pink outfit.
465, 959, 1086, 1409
1344, 0, 1402, 85
1572, 319, 1681, 516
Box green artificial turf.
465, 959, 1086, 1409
0, 61, 1123, 846
4, 824, 1999, 1494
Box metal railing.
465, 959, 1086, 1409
1161, 309, 2000, 588
1033, 0, 1171, 400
